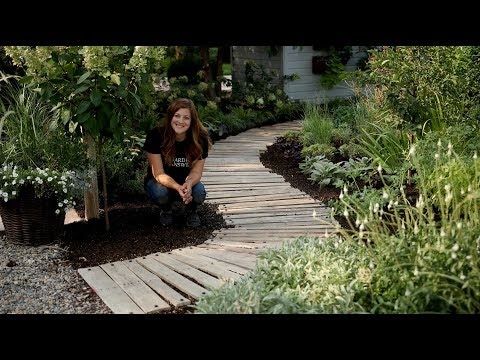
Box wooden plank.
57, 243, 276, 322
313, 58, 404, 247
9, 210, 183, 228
217, 204, 325, 214
136, 256, 209, 300
203, 240, 287, 250
198, 243, 267, 255
203, 171, 274, 176
225, 211, 321, 219
78, 267, 143, 314
209, 194, 310, 204
208, 193, 307, 201
230, 216, 334, 227
172, 248, 252, 274
123, 260, 190, 308
100, 261, 168, 314
205, 183, 292, 189
183, 247, 257, 270
218, 198, 317, 209
151, 252, 224, 290
167, 251, 243, 281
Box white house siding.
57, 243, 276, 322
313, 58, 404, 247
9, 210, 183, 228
231, 46, 283, 86
283, 46, 366, 103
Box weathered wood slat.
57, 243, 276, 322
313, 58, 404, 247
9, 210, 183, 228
170, 249, 249, 276
182, 247, 258, 270
150, 253, 224, 290
78, 267, 143, 314
123, 260, 190, 308
137, 256, 209, 300
167, 251, 243, 281
100, 261, 169, 314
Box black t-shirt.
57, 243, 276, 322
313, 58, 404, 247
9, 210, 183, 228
143, 127, 209, 185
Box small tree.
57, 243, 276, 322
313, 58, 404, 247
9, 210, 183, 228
5, 46, 166, 230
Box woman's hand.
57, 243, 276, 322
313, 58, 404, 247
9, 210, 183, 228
179, 182, 192, 204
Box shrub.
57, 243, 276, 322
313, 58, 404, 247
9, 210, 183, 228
0, 81, 89, 212
301, 102, 334, 146
363, 46, 480, 129
301, 143, 336, 160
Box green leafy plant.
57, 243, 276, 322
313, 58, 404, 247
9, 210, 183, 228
0, 80, 89, 211
301, 143, 336, 160
301, 102, 334, 146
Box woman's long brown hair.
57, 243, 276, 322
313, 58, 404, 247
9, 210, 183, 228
160, 98, 212, 165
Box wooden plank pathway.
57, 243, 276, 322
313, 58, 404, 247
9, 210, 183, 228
78, 120, 337, 313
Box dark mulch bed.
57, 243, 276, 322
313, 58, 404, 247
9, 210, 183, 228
61, 199, 230, 270
260, 137, 340, 203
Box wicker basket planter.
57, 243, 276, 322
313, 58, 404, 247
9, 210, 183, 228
0, 185, 65, 245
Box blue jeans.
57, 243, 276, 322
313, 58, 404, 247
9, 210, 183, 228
144, 179, 206, 209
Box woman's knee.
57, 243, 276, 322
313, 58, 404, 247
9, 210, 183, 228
145, 180, 170, 205
191, 182, 206, 204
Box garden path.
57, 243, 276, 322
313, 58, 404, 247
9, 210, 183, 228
78, 120, 337, 314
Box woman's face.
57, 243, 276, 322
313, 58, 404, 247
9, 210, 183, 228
171, 108, 191, 139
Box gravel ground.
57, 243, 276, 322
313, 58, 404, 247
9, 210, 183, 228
0, 236, 111, 314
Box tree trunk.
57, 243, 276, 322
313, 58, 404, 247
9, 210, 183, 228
200, 47, 215, 99
98, 140, 110, 231
215, 47, 224, 96
84, 133, 100, 220
174, 46, 183, 60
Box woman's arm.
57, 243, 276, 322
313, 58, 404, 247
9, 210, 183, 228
146, 152, 182, 192
185, 158, 206, 187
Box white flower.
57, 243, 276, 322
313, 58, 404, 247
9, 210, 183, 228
377, 164, 382, 173
359, 223, 365, 231
47, 177, 53, 182
63, 199, 68, 204
405, 289, 411, 297
451, 252, 457, 259
339, 191, 344, 200
27, 176, 31, 180
460, 274, 466, 281
55, 209, 60, 214
355, 218, 360, 226
343, 185, 348, 194
413, 268, 419, 276
474, 152, 478, 160
58, 202, 63, 207
456, 222, 462, 230
452, 243, 459, 252
11, 191, 16, 196
73, 201, 76, 206
11, 180, 16, 185
343, 209, 349, 218
435, 153, 440, 159
414, 224, 419, 234
63, 188, 68, 193
19, 179, 25, 184
373, 203, 380, 213
440, 228, 446, 237
382, 190, 389, 199
408, 145, 416, 157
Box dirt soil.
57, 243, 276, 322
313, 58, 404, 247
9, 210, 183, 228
260, 137, 341, 203
61, 200, 231, 269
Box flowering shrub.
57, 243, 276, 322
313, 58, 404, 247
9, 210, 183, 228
0, 164, 88, 213
0, 80, 90, 213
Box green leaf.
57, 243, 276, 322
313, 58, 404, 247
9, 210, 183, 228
51, 102, 63, 112
77, 111, 90, 124
77, 71, 91, 84
76, 100, 90, 115
18, 75, 34, 84
69, 121, 78, 133
90, 89, 102, 107
73, 85, 89, 94
61, 109, 71, 124
110, 74, 121, 85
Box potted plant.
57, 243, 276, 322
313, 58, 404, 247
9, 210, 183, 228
0, 76, 89, 245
